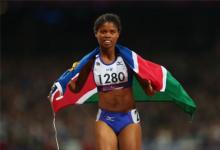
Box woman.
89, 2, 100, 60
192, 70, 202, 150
69, 13, 155, 150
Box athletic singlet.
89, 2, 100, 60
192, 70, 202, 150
93, 54, 133, 92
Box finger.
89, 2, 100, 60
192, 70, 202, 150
47, 94, 51, 100
72, 61, 79, 68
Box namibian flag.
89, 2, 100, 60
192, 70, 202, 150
49, 45, 196, 117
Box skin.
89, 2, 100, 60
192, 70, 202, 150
69, 22, 155, 150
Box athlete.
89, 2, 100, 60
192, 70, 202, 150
68, 13, 156, 150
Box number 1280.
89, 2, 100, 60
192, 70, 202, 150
98, 72, 125, 84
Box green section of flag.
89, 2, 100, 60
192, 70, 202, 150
132, 71, 196, 116
86, 92, 99, 103
164, 71, 196, 116
86, 71, 196, 116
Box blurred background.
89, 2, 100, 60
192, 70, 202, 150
1, 0, 220, 150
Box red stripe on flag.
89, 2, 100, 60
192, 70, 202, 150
52, 71, 96, 112
137, 55, 163, 91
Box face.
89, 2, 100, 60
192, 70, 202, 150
95, 22, 120, 51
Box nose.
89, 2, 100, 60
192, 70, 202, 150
103, 32, 111, 38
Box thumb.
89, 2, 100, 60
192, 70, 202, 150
72, 61, 79, 69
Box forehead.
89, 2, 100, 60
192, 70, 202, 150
97, 22, 118, 31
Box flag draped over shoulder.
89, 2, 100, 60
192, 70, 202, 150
49, 45, 196, 116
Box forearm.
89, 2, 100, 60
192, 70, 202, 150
68, 80, 77, 93
144, 81, 156, 96
68, 75, 86, 93
136, 75, 156, 96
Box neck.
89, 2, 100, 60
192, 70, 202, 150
100, 47, 116, 63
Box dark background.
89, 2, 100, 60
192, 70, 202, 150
1, 0, 220, 150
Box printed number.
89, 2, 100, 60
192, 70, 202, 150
118, 72, 125, 81
111, 73, 117, 82
137, 113, 140, 122
135, 110, 140, 122
99, 72, 125, 84
104, 74, 111, 83
98, 75, 102, 84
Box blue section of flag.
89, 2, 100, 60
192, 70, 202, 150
57, 47, 99, 93
116, 45, 135, 69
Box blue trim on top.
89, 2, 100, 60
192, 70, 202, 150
99, 54, 118, 66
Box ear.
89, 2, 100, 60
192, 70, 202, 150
94, 32, 98, 38
117, 32, 120, 38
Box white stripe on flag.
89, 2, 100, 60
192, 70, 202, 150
71, 73, 79, 80
55, 82, 63, 95
132, 51, 139, 73
160, 66, 167, 92
50, 89, 58, 102
76, 88, 98, 104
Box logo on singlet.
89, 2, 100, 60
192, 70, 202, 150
96, 62, 100, 66
106, 68, 113, 72
116, 61, 123, 66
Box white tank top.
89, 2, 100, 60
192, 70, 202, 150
93, 55, 132, 92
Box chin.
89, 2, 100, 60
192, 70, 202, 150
102, 44, 114, 50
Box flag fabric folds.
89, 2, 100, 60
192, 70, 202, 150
49, 44, 196, 116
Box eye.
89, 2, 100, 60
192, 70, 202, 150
100, 30, 107, 34
110, 30, 116, 34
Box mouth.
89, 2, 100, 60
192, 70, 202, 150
103, 40, 112, 45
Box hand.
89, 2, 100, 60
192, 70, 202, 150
146, 80, 156, 96
68, 80, 76, 92
47, 84, 57, 101
68, 61, 79, 71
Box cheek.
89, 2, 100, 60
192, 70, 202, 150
114, 34, 119, 41
95, 33, 99, 39
95, 34, 101, 42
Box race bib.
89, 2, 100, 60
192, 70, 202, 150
93, 56, 129, 86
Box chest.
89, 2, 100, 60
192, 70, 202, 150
93, 56, 129, 86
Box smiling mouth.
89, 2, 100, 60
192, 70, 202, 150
103, 40, 111, 44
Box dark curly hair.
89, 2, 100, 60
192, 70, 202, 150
93, 13, 122, 33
